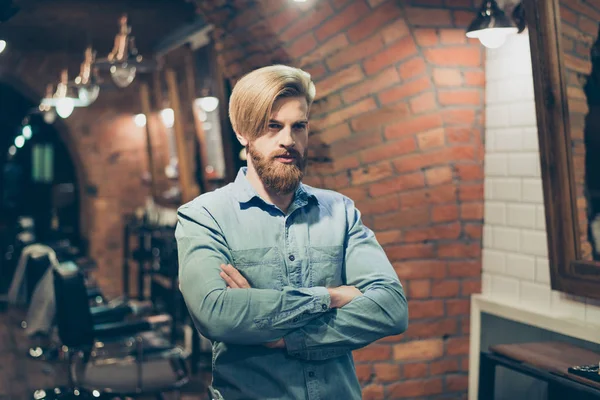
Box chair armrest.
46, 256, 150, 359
93, 320, 152, 339
93, 314, 172, 339
90, 303, 131, 324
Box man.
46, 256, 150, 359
176, 64, 408, 400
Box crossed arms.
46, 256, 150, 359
175, 198, 409, 361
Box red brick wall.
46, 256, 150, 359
196, 0, 484, 398
559, 0, 600, 260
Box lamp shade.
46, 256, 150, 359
466, 0, 518, 48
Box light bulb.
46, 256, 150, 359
44, 109, 57, 124
134, 113, 147, 127
196, 96, 219, 112
160, 108, 175, 128
22, 125, 32, 140
14, 135, 25, 148
110, 64, 136, 88
56, 98, 75, 119
8, 145, 16, 156
78, 85, 100, 105
0, 40, 6, 54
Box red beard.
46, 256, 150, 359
247, 143, 307, 195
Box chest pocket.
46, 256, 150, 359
230, 247, 284, 290
309, 246, 344, 287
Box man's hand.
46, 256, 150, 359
327, 286, 363, 308
219, 264, 250, 289
263, 338, 285, 348
219, 264, 285, 349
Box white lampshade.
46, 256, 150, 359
43, 109, 57, 124
195, 96, 219, 112
110, 64, 136, 88
56, 98, 75, 119
134, 113, 147, 127
78, 85, 100, 105
160, 108, 175, 129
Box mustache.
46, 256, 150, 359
271, 148, 302, 159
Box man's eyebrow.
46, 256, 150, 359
268, 119, 309, 124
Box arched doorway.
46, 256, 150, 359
0, 82, 81, 291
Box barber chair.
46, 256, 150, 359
32, 262, 188, 400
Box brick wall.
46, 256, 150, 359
560, 0, 600, 259
482, 31, 600, 327
196, 1, 484, 398
0, 50, 156, 297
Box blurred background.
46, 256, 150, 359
0, 0, 598, 399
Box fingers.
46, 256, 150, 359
220, 267, 239, 289
220, 264, 251, 289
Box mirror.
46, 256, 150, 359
525, 0, 600, 298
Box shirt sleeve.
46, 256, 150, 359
176, 203, 332, 345
283, 197, 408, 360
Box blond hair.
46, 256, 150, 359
229, 65, 316, 141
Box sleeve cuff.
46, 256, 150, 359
305, 286, 331, 312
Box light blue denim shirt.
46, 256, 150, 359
176, 167, 408, 400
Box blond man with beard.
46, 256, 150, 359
175, 65, 408, 400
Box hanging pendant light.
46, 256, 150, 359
95, 14, 158, 88
40, 70, 84, 119
39, 84, 57, 124
74, 46, 100, 106
54, 70, 76, 119
466, 0, 518, 49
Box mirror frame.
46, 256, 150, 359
525, 0, 600, 299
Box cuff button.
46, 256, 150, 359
321, 304, 328, 310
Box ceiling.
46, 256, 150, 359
0, 0, 198, 55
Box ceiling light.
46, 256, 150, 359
466, 0, 518, 49
43, 109, 56, 124
74, 47, 100, 105
95, 14, 157, 88
56, 98, 74, 119
134, 113, 146, 127
0, 40, 6, 54
8, 145, 16, 156
160, 108, 174, 129
22, 125, 32, 139
14, 135, 25, 148
110, 64, 136, 88
195, 96, 219, 112
52, 70, 78, 118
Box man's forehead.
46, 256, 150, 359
270, 98, 309, 121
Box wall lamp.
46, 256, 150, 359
466, 0, 526, 49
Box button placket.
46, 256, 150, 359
285, 215, 301, 287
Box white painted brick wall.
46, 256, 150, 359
482, 32, 600, 324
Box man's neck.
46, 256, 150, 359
245, 166, 296, 213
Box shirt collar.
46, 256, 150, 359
232, 167, 318, 207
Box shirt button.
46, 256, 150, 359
289, 255, 295, 261
321, 304, 328, 310
308, 371, 315, 378
293, 317, 298, 323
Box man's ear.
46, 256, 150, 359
236, 134, 248, 147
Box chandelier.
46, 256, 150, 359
95, 14, 157, 88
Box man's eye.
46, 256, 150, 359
269, 124, 281, 130
294, 124, 307, 130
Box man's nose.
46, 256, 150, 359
279, 127, 294, 147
